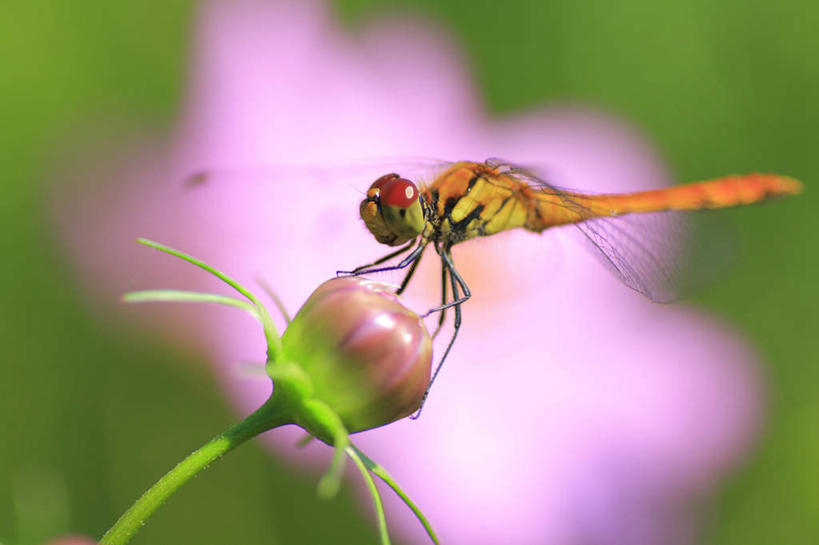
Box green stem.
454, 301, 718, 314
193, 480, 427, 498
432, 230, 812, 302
346, 446, 391, 545
99, 396, 293, 545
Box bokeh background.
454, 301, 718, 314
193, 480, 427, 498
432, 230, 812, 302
1, 1, 816, 544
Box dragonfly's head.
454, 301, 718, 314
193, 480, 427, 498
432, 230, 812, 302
360, 173, 425, 246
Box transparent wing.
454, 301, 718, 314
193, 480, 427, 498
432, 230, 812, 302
570, 210, 734, 302
181, 156, 453, 191
489, 159, 734, 303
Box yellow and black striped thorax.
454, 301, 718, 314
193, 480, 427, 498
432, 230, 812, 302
421, 162, 534, 246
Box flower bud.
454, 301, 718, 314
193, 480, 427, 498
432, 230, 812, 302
281, 277, 432, 433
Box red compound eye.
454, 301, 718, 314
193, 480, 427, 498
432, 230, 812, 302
380, 177, 419, 208
370, 173, 399, 191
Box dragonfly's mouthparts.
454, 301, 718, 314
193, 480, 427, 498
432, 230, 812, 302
360, 194, 401, 246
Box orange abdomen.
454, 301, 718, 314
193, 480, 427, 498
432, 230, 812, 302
528, 173, 803, 231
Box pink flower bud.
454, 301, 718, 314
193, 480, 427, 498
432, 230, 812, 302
282, 277, 432, 433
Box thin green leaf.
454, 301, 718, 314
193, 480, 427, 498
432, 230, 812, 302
135, 238, 283, 363
295, 433, 315, 448
257, 277, 292, 324
346, 446, 391, 545
312, 405, 349, 500
317, 441, 347, 500
350, 444, 439, 545
123, 290, 259, 318
136, 238, 255, 301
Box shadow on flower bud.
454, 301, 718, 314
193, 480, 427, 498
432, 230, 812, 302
282, 277, 432, 433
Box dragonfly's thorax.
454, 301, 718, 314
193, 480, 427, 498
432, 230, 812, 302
420, 162, 537, 247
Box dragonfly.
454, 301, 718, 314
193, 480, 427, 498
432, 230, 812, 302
343, 158, 803, 410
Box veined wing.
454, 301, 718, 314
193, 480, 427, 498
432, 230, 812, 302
181, 156, 453, 191
567, 209, 733, 303
493, 160, 738, 303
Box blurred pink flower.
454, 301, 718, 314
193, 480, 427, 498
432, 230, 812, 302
45, 537, 97, 545
55, 1, 763, 544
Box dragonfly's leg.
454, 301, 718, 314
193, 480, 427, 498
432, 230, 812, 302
421, 266, 470, 314
412, 248, 470, 419
336, 239, 416, 276
396, 243, 426, 295
444, 248, 471, 302
337, 240, 427, 279
431, 257, 448, 340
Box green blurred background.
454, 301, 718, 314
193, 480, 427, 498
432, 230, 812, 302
0, 1, 816, 543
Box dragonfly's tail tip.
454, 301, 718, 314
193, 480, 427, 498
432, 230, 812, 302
783, 175, 804, 194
